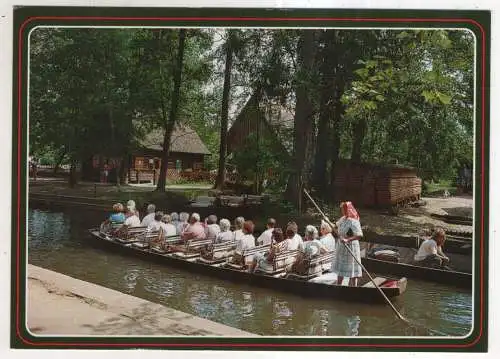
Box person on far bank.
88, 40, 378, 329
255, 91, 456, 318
141, 204, 156, 228
414, 227, 450, 269
332, 201, 363, 287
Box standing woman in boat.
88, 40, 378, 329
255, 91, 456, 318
332, 201, 363, 287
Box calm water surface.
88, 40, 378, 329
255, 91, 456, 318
27, 208, 472, 336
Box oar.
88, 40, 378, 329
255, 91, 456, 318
302, 190, 451, 337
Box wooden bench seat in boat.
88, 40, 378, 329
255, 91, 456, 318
198, 241, 237, 264
255, 250, 299, 276
131, 229, 162, 249
170, 239, 214, 260
225, 245, 270, 270
150, 235, 183, 254
113, 226, 149, 244
287, 251, 336, 280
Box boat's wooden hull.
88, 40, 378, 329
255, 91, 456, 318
361, 257, 472, 289
87, 230, 406, 303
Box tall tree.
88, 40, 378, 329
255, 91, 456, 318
156, 29, 187, 191
214, 30, 235, 190
285, 30, 317, 210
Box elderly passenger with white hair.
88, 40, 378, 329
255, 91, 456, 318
147, 211, 164, 231
141, 203, 156, 227
170, 212, 180, 233
160, 214, 177, 237
298, 225, 322, 257
205, 215, 221, 241
319, 220, 337, 253
126, 200, 140, 217
122, 202, 141, 228
177, 212, 190, 235
215, 219, 234, 243
181, 213, 206, 241
232, 216, 245, 243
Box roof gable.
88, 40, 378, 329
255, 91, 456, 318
140, 124, 211, 155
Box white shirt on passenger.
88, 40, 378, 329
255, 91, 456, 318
124, 214, 141, 227
176, 222, 188, 235
147, 220, 161, 231
288, 234, 303, 250
160, 223, 177, 237
257, 228, 274, 246
233, 229, 244, 243
235, 234, 256, 254
301, 239, 322, 257
141, 213, 156, 228
206, 224, 221, 241
319, 233, 336, 251
414, 238, 438, 261
215, 231, 234, 243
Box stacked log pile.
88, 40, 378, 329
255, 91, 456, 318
332, 161, 422, 208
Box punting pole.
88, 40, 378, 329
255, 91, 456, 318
303, 189, 448, 335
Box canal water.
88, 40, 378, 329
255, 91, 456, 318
27, 208, 472, 337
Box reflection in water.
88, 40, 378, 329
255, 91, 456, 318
27, 208, 473, 336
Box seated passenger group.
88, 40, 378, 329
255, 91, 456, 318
101, 199, 449, 286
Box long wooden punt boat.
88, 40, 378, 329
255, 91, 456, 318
87, 229, 407, 303
360, 257, 472, 289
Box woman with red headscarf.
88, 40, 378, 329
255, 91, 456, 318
332, 201, 364, 286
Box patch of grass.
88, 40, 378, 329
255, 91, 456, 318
422, 179, 457, 197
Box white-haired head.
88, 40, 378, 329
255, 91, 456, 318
219, 218, 231, 232
305, 225, 319, 240
170, 212, 179, 221
320, 220, 333, 234
190, 213, 201, 222
162, 214, 172, 223
234, 216, 245, 229
126, 200, 136, 212
147, 204, 156, 214
179, 212, 189, 222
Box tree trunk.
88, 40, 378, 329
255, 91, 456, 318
156, 29, 187, 192
214, 30, 234, 190
53, 148, 67, 175
329, 79, 345, 197
285, 30, 316, 211
313, 31, 337, 192
351, 117, 367, 163
69, 157, 78, 188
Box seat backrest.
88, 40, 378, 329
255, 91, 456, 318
186, 239, 213, 250
242, 245, 270, 257
213, 242, 236, 252
309, 251, 335, 266
273, 250, 299, 262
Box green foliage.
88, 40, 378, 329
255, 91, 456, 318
341, 29, 474, 181
232, 133, 291, 192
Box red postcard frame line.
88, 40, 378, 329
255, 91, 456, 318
16, 15, 486, 349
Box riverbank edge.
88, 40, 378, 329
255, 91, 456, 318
27, 264, 258, 337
